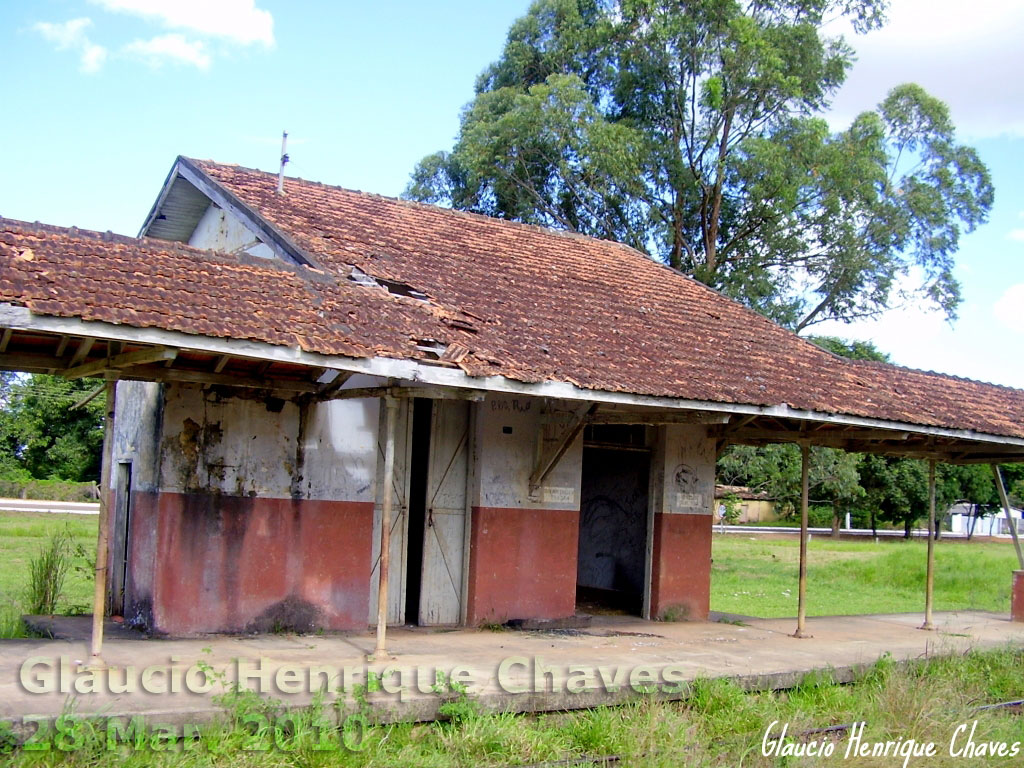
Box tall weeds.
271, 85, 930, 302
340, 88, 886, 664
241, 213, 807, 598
25, 528, 72, 615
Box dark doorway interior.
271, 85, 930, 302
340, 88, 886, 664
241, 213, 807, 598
576, 441, 649, 615
404, 398, 433, 624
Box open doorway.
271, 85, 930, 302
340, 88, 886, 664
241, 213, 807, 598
576, 426, 650, 616
404, 398, 432, 622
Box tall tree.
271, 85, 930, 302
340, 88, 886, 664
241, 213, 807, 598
408, 0, 993, 329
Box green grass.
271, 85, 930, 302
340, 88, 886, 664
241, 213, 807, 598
1, 647, 1022, 765
0, 512, 97, 638
712, 534, 1021, 618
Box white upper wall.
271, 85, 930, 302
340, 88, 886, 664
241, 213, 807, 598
652, 424, 716, 516
111, 380, 163, 493
188, 203, 276, 260
474, 394, 583, 511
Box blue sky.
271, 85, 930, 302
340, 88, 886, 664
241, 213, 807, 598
2, 1, 1022, 388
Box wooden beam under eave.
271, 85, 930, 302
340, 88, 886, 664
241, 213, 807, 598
323, 385, 486, 402
123, 365, 318, 394
587, 411, 730, 425
718, 427, 912, 444
0, 329, 11, 353
952, 453, 1024, 465
62, 347, 178, 380
212, 354, 231, 373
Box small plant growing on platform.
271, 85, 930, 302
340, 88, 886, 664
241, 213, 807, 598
657, 603, 690, 622
26, 528, 72, 615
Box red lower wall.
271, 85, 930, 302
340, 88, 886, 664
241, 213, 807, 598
467, 506, 578, 625
126, 491, 373, 635
650, 513, 712, 621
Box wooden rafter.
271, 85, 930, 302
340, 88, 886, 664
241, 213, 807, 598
314, 370, 355, 400
62, 346, 178, 380
323, 385, 486, 402
587, 410, 730, 425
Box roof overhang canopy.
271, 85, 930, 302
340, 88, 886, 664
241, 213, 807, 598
1, 305, 1021, 465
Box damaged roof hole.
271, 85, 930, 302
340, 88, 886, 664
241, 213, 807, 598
348, 266, 429, 301
415, 338, 447, 359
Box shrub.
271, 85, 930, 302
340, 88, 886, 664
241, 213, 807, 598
26, 529, 73, 615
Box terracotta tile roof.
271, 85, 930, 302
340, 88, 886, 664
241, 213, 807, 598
1, 155, 1023, 443
187, 158, 1024, 441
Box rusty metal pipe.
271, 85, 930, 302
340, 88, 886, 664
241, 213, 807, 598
373, 396, 399, 659
992, 464, 1024, 570
90, 380, 117, 661
922, 459, 936, 630
794, 442, 810, 638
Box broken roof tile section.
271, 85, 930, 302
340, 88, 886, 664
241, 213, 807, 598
0, 219, 464, 366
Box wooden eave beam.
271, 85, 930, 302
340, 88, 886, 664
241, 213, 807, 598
323, 385, 486, 402
587, 410, 730, 425
529, 403, 595, 494
62, 347, 178, 380
123, 365, 317, 394
712, 427, 912, 444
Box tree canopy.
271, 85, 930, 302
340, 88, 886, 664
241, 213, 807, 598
0, 373, 104, 483
408, 0, 993, 330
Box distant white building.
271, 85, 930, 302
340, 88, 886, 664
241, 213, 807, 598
949, 503, 1024, 537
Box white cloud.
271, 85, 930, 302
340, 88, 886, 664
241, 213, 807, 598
994, 284, 1024, 334
1008, 230, 1024, 243
826, 0, 1024, 138
91, 0, 273, 46
123, 33, 210, 69
34, 18, 108, 73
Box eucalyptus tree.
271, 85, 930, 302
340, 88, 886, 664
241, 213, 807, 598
408, 0, 992, 330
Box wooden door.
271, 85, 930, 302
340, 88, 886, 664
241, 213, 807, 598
418, 400, 470, 625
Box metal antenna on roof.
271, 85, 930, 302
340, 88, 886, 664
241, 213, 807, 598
277, 130, 289, 195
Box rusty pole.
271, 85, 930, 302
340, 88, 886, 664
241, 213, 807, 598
89, 380, 117, 663
922, 459, 936, 630
991, 464, 1024, 569
794, 442, 810, 638
372, 395, 399, 660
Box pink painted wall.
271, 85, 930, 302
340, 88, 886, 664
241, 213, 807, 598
649, 512, 712, 621
128, 491, 372, 634
466, 506, 579, 624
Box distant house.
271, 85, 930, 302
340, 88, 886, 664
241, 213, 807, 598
0, 156, 1022, 636
949, 503, 1024, 538
714, 485, 778, 523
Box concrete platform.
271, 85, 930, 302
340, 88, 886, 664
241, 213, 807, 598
2, 611, 1022, 730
